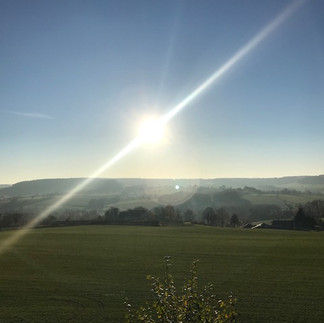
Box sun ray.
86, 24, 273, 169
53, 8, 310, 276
0, 138, 142, 255
161, 0, 306, 123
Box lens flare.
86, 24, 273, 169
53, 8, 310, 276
0, 0, 306, 256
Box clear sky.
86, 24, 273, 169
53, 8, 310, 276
1, 0, 323, 184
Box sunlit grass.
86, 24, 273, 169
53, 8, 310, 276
0, 226, 323, 322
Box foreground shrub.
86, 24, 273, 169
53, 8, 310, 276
125, 257, 237, 322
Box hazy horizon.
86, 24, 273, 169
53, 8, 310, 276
2, 173, 324, 186
1, 0, 323, 184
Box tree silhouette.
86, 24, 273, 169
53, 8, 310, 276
294, 207, 316, 230
203, 207, 217, 226
230, 214, 240, 227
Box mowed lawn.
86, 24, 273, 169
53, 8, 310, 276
0, 226, 324, 322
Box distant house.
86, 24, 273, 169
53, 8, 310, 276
251, 220, 294, 230
251, 223, 271, 229
243, 218, 317, 231
241, 223, 253, 229
271, 220, 294, 230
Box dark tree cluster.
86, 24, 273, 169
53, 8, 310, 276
0, 212, 32, 228
294, 207, 317, 230
302, 199, 324, 219
202, 207, 241, 227
103, 205, 183, 226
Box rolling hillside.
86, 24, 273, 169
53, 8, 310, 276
1, 175, 324, 197
0, 176, 323, 223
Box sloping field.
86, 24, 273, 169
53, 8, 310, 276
242, 193, 323, 206
0, 226, 323, 322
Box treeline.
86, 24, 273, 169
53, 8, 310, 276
2, 187, 323, 223
0, 212, 32, 228
1, 198, 324, 230
201, 207, 240, 227
178, 188, 324, 222
0, 205, 240, 229
0, 209, 100, 229
99, 205, 242, 227
101, 205, 182, 226
0, 206, 183, 229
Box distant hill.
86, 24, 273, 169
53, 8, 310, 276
177, 190, 253, 213
198, 175, 324, 191
118, 176, 324, 192
0, 178, 123, 197
0, 175, 323, 198
1, 176, 323, 223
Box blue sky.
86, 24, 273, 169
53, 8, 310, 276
1, 0, 323, 184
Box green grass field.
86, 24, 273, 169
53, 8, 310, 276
0, 225, 324, 322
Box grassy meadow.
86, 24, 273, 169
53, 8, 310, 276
0, 225, 324, 322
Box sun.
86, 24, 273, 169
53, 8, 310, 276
137, 117, 165, 144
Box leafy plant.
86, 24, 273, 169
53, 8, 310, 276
125, 256, 237, 322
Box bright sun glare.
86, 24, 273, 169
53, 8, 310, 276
137, 117, 165, 144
